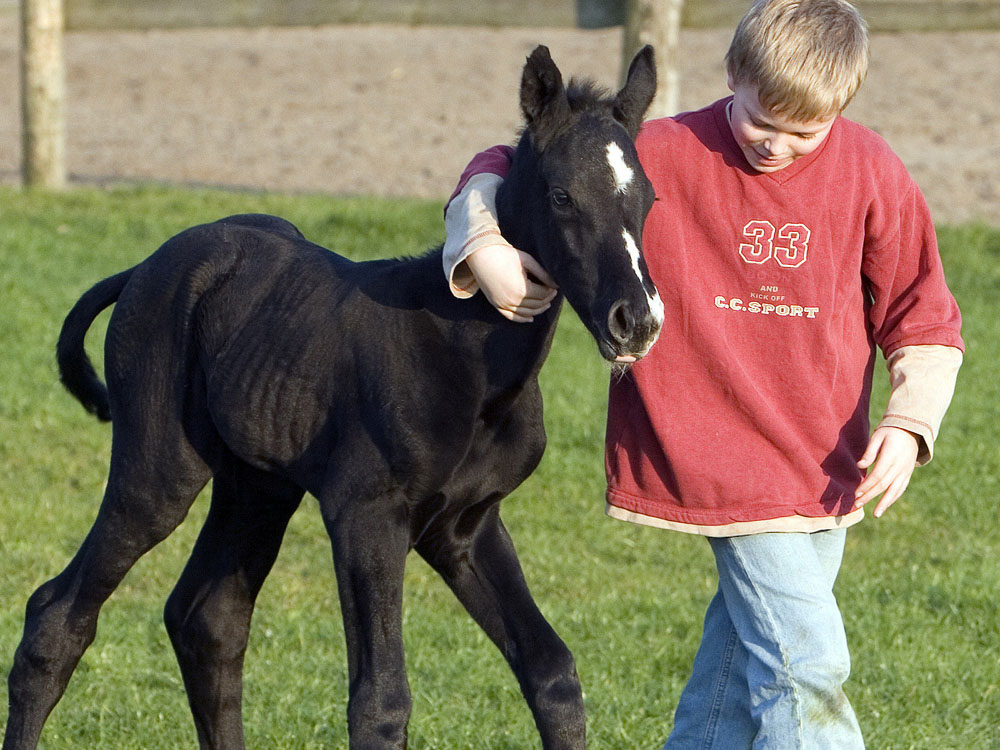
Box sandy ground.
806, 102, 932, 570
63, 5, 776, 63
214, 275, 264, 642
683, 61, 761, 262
1, 17, 998, 225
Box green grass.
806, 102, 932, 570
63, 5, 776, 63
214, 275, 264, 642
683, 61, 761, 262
1, 185, 998, 748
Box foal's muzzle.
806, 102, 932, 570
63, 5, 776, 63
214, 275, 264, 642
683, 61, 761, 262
602, 296, 662, 363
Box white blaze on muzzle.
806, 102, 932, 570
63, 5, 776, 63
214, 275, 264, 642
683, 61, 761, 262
622, 229, 665, 327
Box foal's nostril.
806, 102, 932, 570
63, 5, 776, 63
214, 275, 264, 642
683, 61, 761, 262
608, 299, 634, 344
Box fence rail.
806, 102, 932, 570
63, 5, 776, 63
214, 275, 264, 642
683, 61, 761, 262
42, 0, 1000, 32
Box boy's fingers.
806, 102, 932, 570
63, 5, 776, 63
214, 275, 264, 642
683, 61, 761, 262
518, 251, 557, 289
873, 489, 897, 519
854, 472, 888, 508
498, 307, 531, 323
855, 457, 897, 506
873, 495, 895, 518
523, 280, 558, 303
497, 300, 553, 323
855, 457, 915, 512
873, 474, 911, 518
519, 302, 551, 317
856, 433, 883, 469
855, 427, 919, 511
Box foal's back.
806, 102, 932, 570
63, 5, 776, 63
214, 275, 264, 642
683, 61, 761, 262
108, 214, 515, 495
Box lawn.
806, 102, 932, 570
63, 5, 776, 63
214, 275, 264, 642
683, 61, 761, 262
1, 185, 998, 748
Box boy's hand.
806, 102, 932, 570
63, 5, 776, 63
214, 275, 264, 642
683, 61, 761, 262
465, 242, 558, 323
854, 426, 920, 518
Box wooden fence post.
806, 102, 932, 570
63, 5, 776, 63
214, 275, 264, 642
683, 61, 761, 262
21, 0, 67, 188
622, 0, 684, 119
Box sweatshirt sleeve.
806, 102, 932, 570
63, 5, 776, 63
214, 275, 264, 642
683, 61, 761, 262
441, 146, 514, 298
876, 344, 963, 464
444, 145, 515, 212
861, 177, 964, 358
442, 173, 506, 298
860, 156, 964, 464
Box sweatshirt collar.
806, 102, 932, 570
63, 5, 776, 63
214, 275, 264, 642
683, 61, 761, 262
712, 96, 836, 185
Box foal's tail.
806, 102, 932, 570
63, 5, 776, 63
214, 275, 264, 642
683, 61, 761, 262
56, 268, 135, 422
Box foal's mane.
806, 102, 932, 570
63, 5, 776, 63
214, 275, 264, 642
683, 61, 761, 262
398, 81, 624, 277
509, 77, 624, 149
565, 78, 617, 113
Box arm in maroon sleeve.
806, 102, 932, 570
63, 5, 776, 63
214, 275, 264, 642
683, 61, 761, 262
444, 145, 515, 214
441, 145, 557, 319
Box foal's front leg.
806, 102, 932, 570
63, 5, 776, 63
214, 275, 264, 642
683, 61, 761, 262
416, 503, 586, 750
323, 496, 413, 750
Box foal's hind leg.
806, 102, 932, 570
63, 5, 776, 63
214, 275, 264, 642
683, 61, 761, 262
164, 457, 304, 750
3, 435, 211, 750
416, 503, 586, 750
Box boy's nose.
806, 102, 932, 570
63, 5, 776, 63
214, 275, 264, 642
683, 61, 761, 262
764, 133, 789, 155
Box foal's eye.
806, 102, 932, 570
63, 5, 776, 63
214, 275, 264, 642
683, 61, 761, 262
550, 189, 572, 209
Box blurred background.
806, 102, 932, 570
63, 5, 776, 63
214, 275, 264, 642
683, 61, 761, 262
2, 3, 998, 748
2, 0, 998, 224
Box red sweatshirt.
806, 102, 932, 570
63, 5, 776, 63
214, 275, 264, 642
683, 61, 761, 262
447, 97, 964, 535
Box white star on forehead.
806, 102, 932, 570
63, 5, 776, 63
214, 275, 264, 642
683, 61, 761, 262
605, 142, 634, 194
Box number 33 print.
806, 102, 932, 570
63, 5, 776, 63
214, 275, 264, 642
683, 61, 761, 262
738, 220, 811, 268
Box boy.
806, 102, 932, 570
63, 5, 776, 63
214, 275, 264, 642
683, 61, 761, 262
441, 0, 964, 747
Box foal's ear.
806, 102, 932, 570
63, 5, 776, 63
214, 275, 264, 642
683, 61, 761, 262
520, 45, 571, 149
613, 45, 657, 139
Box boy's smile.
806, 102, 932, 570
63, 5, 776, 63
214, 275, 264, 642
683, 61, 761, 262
726, 77, 837, 173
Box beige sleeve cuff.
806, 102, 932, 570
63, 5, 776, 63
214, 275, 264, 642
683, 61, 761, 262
877, 344, 963, 465
442, 172, 506, 299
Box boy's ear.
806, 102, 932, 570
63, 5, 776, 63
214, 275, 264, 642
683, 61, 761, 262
613, 45, 657, 138
520, 45, 571, 150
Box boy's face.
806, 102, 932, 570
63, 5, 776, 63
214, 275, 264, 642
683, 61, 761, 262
726, 77, 837, 173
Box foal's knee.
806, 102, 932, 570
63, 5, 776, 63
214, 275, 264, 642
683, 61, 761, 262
21, 575, 99, 658
519, 641, 584, 711
347, 680, 412, 748
164, 590, 248, 665
512, 643, 586, 749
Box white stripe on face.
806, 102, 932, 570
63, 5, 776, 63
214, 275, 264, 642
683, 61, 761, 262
622, 229, 664, 325
606, 142, 634, 194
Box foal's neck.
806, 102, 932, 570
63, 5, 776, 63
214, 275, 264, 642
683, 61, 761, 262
494, 139, 541, 265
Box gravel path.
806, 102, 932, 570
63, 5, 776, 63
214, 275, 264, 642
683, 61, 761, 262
1, 18, 997, 224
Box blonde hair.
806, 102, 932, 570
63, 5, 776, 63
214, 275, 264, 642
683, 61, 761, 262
726, 0, 870, 121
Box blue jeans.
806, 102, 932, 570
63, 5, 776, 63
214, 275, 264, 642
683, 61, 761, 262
664, 529, 864, 749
